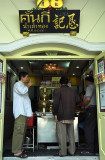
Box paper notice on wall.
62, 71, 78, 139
100, 83, 105, 93
98, 60, 104, 73
100, 83, 105, 109
0, 61, 2, 72
100, 92, 105, 109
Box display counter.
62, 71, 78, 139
36, 112, 79, 149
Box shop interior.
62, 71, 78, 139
3, 59, 95, 157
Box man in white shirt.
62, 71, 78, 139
12, 72, 33, 158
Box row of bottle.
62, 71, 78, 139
40, 80, 59, 87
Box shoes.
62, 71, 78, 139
95, 153, 99, 156
59, 154, 67, 157
81, 151, 94, 155
67, 151, 75, 156
54, 153, 67, 157
55, 151, 75, 157
14, 152, 28, 158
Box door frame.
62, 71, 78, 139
0, 50, 103, 159
95, 51, 105, 160
0, 55, 6, 160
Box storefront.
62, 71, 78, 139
0, 0, 105, 160
0, 35, 105, 160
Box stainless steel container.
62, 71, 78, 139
24, 137, 31, 147
36, 112, 79, 149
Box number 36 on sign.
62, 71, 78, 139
36, 0, 63, 9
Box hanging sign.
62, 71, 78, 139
19, 10, 80, 33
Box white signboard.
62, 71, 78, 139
98, 60, 104, 73
100, 78, 105, 109
98, 60, 105, 110
100, 82, 105, 109
100, 92, 105, 109
100, 83, 105, 93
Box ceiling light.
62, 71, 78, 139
29, 61, 35, 64
20, 67, 24, 69
65, 62, 70, 67
76, 66, 79, 68
44, 63, 56, 71
72, 73, 75, 75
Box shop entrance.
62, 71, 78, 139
3, 58, 99, 159
0, 32, 104, 159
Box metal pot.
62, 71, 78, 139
24, 137, 31, 147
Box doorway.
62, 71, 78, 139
3, 58, 99, 158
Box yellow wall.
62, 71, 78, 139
69, 76, 81, 86
29, 77, 41, 86
1, 0, 105, 43
29, 76, 81, 86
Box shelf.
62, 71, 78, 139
39, 86, 58, 112
40, 87, 59, 89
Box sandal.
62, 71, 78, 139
81, 151, 94, 155
14, 152, 28, 158
54, 152, 67, 157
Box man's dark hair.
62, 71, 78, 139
85, 76, 94, 83
60, 76, 68, 85
19, 72, 28, 80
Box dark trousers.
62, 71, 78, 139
84, 107, 99, 153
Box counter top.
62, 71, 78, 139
36, 112, 79, 144
35, 111, 80, 118
36, 112, 54, 119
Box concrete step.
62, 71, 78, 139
3, 156, 99, 160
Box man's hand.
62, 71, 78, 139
54, 116, 58, 123
81, 97, 90, 110
27, 80, 33, 88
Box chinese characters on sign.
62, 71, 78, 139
19, 10, 80, 33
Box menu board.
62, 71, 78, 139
0, 61, 3, 113
52, 77, 61, 82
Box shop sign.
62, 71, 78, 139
19, 10, 80, 33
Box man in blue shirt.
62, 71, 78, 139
81, 76, 98, 155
